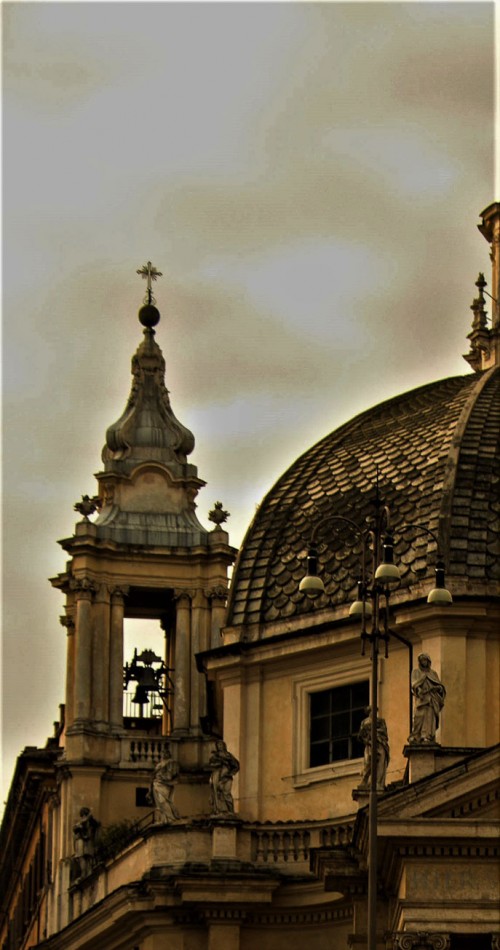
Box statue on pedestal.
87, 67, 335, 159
357, 706, 390, 790
151, 754, 180, 823
209, 739, 240, 815
72, 806, 100, 880
408, 653, 446, 744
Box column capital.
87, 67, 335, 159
110, 585, 129, 604
206, 585, 229, 603
392, 935, 450, 950
69, 576, 98, 600
59, 615, 75, 630
174, 588, 196, 603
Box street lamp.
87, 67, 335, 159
299, 495, 452, 950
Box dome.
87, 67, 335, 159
226, 367, 499, 633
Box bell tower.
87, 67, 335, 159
51, 265, 235, 853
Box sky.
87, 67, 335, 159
1, 0, 496, 808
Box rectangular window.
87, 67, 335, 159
309, 681, 368, 768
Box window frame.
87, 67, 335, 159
292, 657, 372, 788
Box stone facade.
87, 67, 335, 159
1, 213, 499, 950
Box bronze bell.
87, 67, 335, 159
132, 685, 149, 706
140, 668, 157, 689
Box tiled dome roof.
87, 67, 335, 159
226, 367, 499, 632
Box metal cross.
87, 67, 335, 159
137, 261, 163, 304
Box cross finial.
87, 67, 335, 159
136, 261, 163, 304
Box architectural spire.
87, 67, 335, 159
463, 273, 493, 372
92, 265, 208, 546
101, 263, 195, 476
464, 205, 500, 371
474, 202, 500, 368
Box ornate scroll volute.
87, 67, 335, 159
392, 934, 450, 950
207, 585, 229, 607
59, 613, 75, 633
69, 576, 98, 601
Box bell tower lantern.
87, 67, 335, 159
51, 264, 236, 804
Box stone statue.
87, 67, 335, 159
408, 653, 446, 744
209, 739, 240, 815
357, 706, 390, 790
72, 806, 100, 880
151, 755, 180, 823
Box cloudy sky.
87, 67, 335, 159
1, 1, 495, 807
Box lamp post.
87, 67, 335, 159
299, 494, 452, 950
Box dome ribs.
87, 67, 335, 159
227, 372, 498, 633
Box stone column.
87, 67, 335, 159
190, 589, 210, 732
92, 584, 111, 728
60, 613, 75, 731
71, 578, 96, 724
208, 585, 229, 648
173, 591, 192, 734
109, 587, 128, 731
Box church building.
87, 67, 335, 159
1, 205, 499, 950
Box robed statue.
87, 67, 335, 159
358, 706, 390, 790
71, 806, 100, 880
209, 740, 240, 815
408, 653, 446, 744
151, 754, 180, 823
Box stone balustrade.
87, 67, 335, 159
249, 818, 355, 867
120, 736, 172, 767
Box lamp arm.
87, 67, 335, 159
309, 513, 365, 545
309, 512, 370, 598
398, 522, 443, 559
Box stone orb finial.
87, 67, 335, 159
138, 303, 160, 328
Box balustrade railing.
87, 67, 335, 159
250, 818, 355, 866
120, 736, 171, 766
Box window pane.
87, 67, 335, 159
331, 711, 350, 738
331, 738, 349, 761
309, 680, 369, 767
351, 681, 369, 708
310, 742, 330, 768
351, 706, 366, 734
310, 691, 330, 716
333, 685, 350, 711
310, 716, 330, 742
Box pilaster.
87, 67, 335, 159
109, 586, 128, 731
173, 590, 193, 735
71, 577, 97, 725
60, 613, 75, 732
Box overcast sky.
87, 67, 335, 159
1, 1, 496, 808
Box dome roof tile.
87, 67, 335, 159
226, 369, 499, 633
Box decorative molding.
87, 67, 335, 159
449, 787, 500, 817
207, 585, 229, 603
392, 935, 450, 950
110, 585, 130, 603
253, 904, 353, 925
69, 576, 98, 599
174, 588, 196, 603
202, 907, 247, 924
59, 615, 75, 630
396, 843, 500, 859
